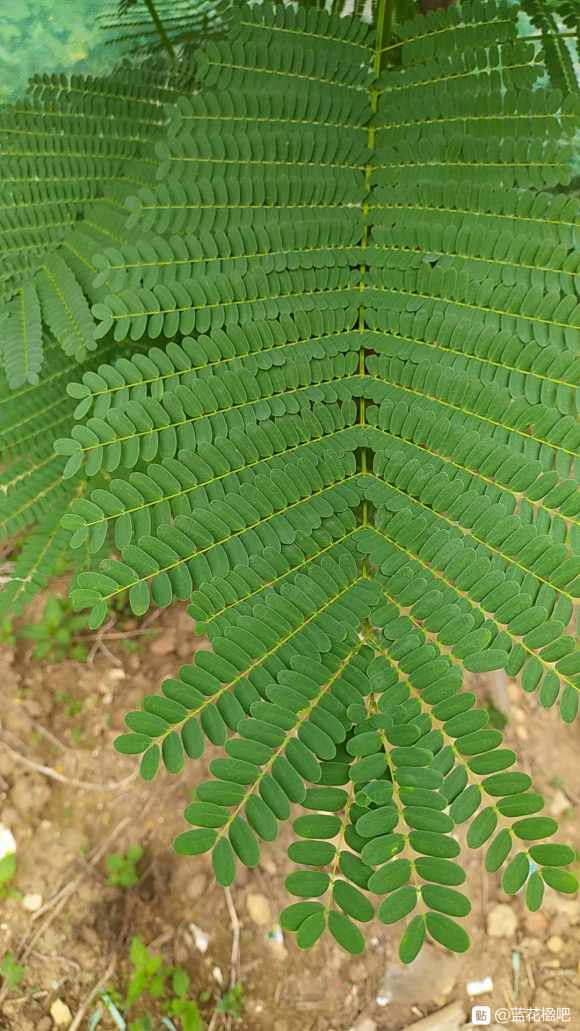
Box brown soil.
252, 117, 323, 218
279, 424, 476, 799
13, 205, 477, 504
0, 598, 579, 1031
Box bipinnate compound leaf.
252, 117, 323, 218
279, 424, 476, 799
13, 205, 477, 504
1, 0, 579, 967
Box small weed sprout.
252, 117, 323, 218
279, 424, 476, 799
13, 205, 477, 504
106, 844, 144, 888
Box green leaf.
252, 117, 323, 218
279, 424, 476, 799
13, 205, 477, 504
126, 711, 169, 737
328, 910, 365, 955
541, 868, 579, 894
502, 853, 530, 895
174, 829, 216, 856
229, 817, 261, 867
293, 814, 342, 839
529, 844, 576, 866
485, 829, 512, 873
425, 913, 470, 953
466, 807, 497, 849
526, 871, 544, 912
481, 772, 532, 796
398, 915, 426, 965
377, 886, 417, 925
280, 902, 324, 932
414, 857, 465, 886
285, 871, 330, 898
140, 745, 161, 782
288, 841, 336, 866
184, 802, 230, 828
421, 885, 471, 917
368, 858, 411, 894
332, 880, 374, 923
356, 807, 399, 838
162, 731, 185, 774
114, 733, 151, 755
449, 785, 481, 824
212, 836, 237, 887
296, 910, 326, 949
245, 795, 278, 842
512, 817, 558, 841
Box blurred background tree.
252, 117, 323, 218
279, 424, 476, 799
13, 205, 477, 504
0, 0, 124, 102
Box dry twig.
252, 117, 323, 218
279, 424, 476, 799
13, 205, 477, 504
0, 729, 138, 791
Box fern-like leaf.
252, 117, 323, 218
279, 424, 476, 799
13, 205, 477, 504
2, 0, 580, 961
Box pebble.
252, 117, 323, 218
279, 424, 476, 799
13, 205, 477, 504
522, 912, 548, 935
149, 632, 176, 656
0, 806, 18, 828
376, 944, 459, 1006
466, 976, 493, 997
49, 1000, 72, 1028
350, 1014, 377, 1031
546, 935, 564, 954
350, 1017, 377, 1031
36, 1017, 52, 1031
487, 903, 518, 939
189, 922, 211, 954
22, 893, 43, 913
186, 872, 207, 901
246, 891, 271, 927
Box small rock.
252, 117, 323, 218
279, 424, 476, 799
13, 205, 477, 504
487, 903, 518, 939
515, 725, 529, 742
187, 873, 207, 902
37, 1017, 52, 1031
189, 922, 211, 954
466, 976, 493, 997
376, 944, 460, 1006
260, 855, 278, 876
0, 806, 19, 828
106, 667, 126, 682
246, 891, 271, 927
149, 632, 176, 657
49, 1000, 72, 1028
350, 1016, 377, 1031
523, 911, 548, 935
22, 893, 43, 913
549, 789, 572, 818
546, 935, 564, 954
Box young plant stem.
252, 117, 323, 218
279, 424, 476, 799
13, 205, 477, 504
143, 0, 175, 59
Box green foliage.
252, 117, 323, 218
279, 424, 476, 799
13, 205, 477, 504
95, 934, 203, 1031
0, 617, 16, 647
21, 596, 90, 663
216, 983, 244, 1018
520, 0, 580, 94
0, 952, 25, 994
106, 844, 145, 887
0, 853, 17, 897
99, 0, 226, 59
1, 0, 580, 963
